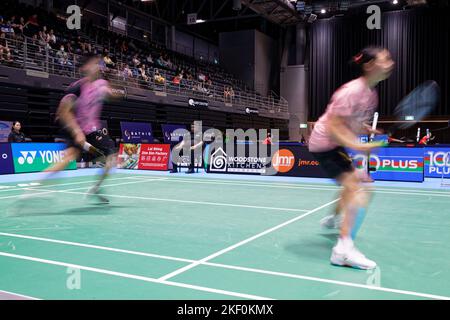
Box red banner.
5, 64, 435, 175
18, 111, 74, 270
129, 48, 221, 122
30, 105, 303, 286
137, 144, 170, 171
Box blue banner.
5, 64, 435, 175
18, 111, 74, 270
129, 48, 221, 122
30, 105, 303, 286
120, 122, 153, 143
0, 120, 12, 142
347, 147, 424, 182
11, 143, 76, 173
424, 147, 450, 178
161, 124, 187, 144
0, 143, 14, 174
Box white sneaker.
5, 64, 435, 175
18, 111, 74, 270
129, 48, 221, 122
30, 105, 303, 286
320, 215, 342, 229
330, 245, 377, 270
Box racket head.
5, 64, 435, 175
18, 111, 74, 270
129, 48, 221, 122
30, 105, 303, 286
393, 80, 440, 129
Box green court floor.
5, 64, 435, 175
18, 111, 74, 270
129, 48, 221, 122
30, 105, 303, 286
0, 173, 449, 300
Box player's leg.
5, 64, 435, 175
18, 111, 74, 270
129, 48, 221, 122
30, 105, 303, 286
331, 171, 376, 269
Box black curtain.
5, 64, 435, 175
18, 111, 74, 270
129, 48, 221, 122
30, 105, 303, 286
308, 7, 450, 120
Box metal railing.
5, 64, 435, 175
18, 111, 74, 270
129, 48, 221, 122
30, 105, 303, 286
0, 35, 289, 117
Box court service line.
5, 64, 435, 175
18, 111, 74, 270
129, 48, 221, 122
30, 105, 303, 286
0, 289, 40, 300
0, 232, 448, 300
158, 198, 340, 281
0, 176, 138, 194
22, 188, 311, 213
0, 251, 272, 300
128, 176, 450, 197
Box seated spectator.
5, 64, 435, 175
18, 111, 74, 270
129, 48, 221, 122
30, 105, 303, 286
122, 64, 132, 81
56, 44, 72, 69
139, 63, 149, 83
172, 73, 182, 86
103, 49, 115, 68
0, 33, 13, 63
47, 29, 56, 48
154, 69, 165, 85
8, 121, 26, 142
12, 16, 25, 39
224, 86, 235, 102
132, 54, 140, 68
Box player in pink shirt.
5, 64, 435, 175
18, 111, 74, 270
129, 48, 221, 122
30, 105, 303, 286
309, 47, 394, 269
42, 56, 119, 203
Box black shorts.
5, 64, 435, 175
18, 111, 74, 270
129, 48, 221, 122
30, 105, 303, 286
58, 125, 116, 157
310, 147, 354, 179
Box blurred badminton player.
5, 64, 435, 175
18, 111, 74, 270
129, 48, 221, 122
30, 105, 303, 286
308, 47, 394, 269
42, 56, 119, 203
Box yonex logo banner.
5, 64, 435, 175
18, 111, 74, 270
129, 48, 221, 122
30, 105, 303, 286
424, 147, 450, 178
347, 147, 424, 182
0, 143, 14, 175
11, 143, 76, 173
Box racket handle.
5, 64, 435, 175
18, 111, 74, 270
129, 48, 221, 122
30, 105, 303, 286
370, 112, 379, 141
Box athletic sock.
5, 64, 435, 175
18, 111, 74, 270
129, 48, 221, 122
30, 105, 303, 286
351, 207, 367, 240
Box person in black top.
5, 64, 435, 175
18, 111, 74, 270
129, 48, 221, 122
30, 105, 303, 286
8, 121, 26, 142
170, 122, 204, 174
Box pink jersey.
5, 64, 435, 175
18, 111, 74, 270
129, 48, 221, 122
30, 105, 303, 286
308, 77, 378, 152
70, 78, 110, 134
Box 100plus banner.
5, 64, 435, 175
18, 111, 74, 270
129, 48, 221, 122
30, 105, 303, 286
11, 143, 76, 173
424, 147, 450, 178
347, 147, 424, 182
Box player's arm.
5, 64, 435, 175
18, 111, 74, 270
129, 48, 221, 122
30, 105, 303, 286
57, 94, 85, 146
329, 115, 383, 152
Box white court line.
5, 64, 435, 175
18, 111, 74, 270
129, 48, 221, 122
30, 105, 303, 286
129, 176, 450, 197
0, 251, 272, 300
0, 232, 194, 263
23, 188, 311, 213
0, 176, 136, 194
202, 262, 450, 300
0, 178, 168, 201
158, 198, 340, 281
1, 232, 448, 300
0, 289, 40, 300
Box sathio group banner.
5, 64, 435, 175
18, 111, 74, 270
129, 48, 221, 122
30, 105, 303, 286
161, 124, 187, 144
120, 122, 153, 143
117, 144, 170, 171
1, 143, 77, 174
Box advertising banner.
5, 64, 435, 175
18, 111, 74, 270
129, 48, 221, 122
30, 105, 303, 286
0, 120, 12, 142
347, 147, 424, 182
138, 144, 170, 171
120, 122, 153, 143
117, 144, 170, 171
11, 143, 76, 173
207, 144, 327, 177
0, 143, 14, 175
161, 124, 187, 144
424, 147, 450, 178
117, 144, 140, 169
